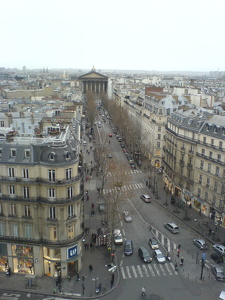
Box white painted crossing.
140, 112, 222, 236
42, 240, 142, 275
102, 182, 145, 195
120, 262, 178, 280
106, 170, 143, 177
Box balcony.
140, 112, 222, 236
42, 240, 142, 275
187, 163, 193, 170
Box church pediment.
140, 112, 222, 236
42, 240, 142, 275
78, 71, 108, 80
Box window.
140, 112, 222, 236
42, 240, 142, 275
66, 168, 72, 180
48, 170, 55, 182
216, 166, 220, 176
218, 154, 221, 161
157, 134, 161, 140
199, 175, 202, 183
209, 151, 213, 158
208, 163, 211, 173
22, 168, 29, 178
25, 225, 32, 238
0, 223, 4, 236
214, 181, 218, 192
197, 188, 201, 197
48, 188, 55, 199
65, 152, 71, 160
68, 187, 73, 199
10, 203, 16, 215
24, 205, 31, 217
50, 226, 57, 240
190, 145, 194, 153
25, 150, 30, 158
8, 167, 15, 178
68, 225, 74, 239
0, 149, 2, 158
219, 141, 223, 148
205, 192, 208, 201
0, 121, 4, 127
48, 152, 55, 161
11, 149, 16, 157
23, 187, 30, 199
157, 142, 160, 148
203, 137, 206, 143
206, 178, 210, 186
9, 185, 15, 196
68, 205, 74, 218
49, 207, 56, 219
158, 126, 161, 132
211, 139, 214, 146
200, 160, 204, 169
202, 149, 205, 155
11, 223, 18, 237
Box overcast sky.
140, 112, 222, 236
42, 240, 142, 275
1, 0, 225, 72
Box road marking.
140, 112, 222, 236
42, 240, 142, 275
147, 264, 155, 276
131, 265, 138, 278
152, 264, 160, 276
142, 265, 149, 277
137, 265, 144, 277
165, 263, 173, 275
159, 264, 167, 276
120, 266, 126, 279
170, 262, 178, 275
126, 266, 132, 278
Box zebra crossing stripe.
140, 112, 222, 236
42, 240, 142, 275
134, 184, 139, 189
159, 264, 167, 276
152, 264, 160, 276
142, 265, 149, 277
147, 264, 155, 276
131, 266, 138, 278
165, 263, 173, 275
126, 266, 132, 278
167, 240, 171, 252
136, 265, 144, 277
120, 266, 126, 279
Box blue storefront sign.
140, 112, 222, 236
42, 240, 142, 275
67, 245, 78, 259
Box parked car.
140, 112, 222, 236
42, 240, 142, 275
218, 289, 225, 300
153, 249, 166, 263
149, 237, 159, 249
211, 265, 225, 281
193, 239, 208, 250
108, 153, 112, 158
211, 252, 224, 264
164, 222, 179, 234
114, 229, 123, 245
98, 203, 105, 213
124, 239, 133, 256
123, 211, 132, 223
140, 194, 151, 203
118, 137, 122, 142
138, 247, 152, 263
213, 244, 225, 255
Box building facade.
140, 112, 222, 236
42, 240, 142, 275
0, 126, 84, 278
78, 67, 108, 94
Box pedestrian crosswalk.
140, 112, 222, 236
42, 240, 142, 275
102, 182, 145, 195
120, 262, 178, 280
106, 170, 143, 177
151, 227, 177, 252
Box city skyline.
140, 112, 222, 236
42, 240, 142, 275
1, 0, 225, 72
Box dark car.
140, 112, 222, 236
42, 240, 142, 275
138, 247, 152, 263
211, 252, 224, 264
149, 237, 159, 249
124, 239, 133, 256
211, 265, 225, 281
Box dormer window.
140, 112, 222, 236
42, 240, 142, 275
64, 151, 71, 161
11, 149, 16, 157
24, 150, 30, 158
49, 152, 55, 161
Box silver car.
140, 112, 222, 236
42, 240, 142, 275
193, 239, 208, 250
123, 211, 132, 223
153, 249, 166, 263
213, 244, 225, 255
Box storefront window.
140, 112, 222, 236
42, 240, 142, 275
12, 245, 33, 274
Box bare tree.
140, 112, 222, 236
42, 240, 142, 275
86, 91, 97, 127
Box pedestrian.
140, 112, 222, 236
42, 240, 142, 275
91, 160, 92, 165
86, 177, 88, 182
89, 264, 93, 271
208, 228, 212, 236
77, 272, 80, 281
90, 242, 93, 249
87, 195, 89, 201
91, 203, 95, 210
86, 190, 88, 195
141, 287, 146, 296
180, 257, 184, 266
68, 273, 71, 281
177, 248, 181, 258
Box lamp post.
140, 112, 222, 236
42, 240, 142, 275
183, 198, 190, 221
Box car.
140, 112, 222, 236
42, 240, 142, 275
129, 159, 134, 164
118, 137, 122, 142
83, 140, 87, 146
109, 133, 113, 137
140, 194, 151, 203
218, 289, 225, 300
193, 239, 208, 250
108, 153, 112, 158
211, 252, 224, 264
123, 211, 132, 223
124, 239, 133, 256
149, 237, 159, 249
120, 143, 126, 148
122, 148, 128, 153
98, 203, 105, 213
153, 249, 166, 263
164, 222, 179, 234
138, 247, 152, 263
114, 229, 123, 245
130, 163, 136, 170
211, 265, 225, 281
213, 244, 225, 255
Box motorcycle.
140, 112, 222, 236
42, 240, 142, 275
166, 252, 171, 261
95, 283, 102, 294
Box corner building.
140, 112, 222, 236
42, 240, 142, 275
0, 127, 84, 278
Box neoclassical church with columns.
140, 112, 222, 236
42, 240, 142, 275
78, 66, 108, 94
